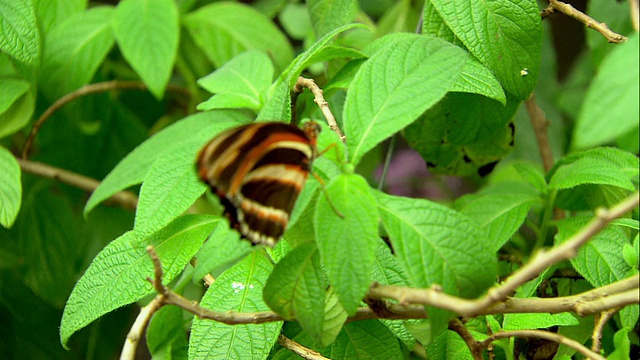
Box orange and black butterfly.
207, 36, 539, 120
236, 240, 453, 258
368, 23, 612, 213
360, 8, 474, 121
197, 121, 321, 247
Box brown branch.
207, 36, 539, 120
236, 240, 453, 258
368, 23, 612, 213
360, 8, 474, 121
120, 298, 162, 360
478, 329, 606, 360
369, 193, 640, 317
277, 334, 331, 360
294, 77, 345, 142
449, 318, 483, 360
17, 157, 138, 210
547, 0, 627, 43
591, 307, 621, 354
540, 5, 556, 19
475, 192, 639, 314
21, 80, 190, 160
525, 93, 554, 173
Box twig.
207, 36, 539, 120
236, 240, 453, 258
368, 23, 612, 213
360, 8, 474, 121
475, 192, 639, 315
120, 298, 162, 360
368, 274, 639, 317
591, 307, 621, 354
525, 93, 554, 173
17, 157, 138, 210
449, 318, 483, 360
21, 80, 190, 159
540, 5, 556, 19
478, 329, 606, 360
277, 334, 331, 360
547, 0, 627, 43
294, 77, 345, 142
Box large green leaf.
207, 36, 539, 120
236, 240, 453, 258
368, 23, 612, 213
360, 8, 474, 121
375, 191, 497, 298
405, 92, 518, 177
189, 250, 281, 359
457, 192, 539, 251
198, 50, 274, 112
430, 0, 542, 99
60, 215, 217, 348
0, 0, 40, 66
0, 146, 21, 228
134, 138, 209, 234
113, 0, 179, 99
315, 173, 378, 315
556, 216, 633, 290
574, 33, 639, 150
344, 33, 468, 164
263, 242, 326, 342
84, 110, 248, 215
0, 82, 34, 138
34, 0, 87, 33
183, 2, 293, 72
39, 6, 115, 101
502, 313, 578, 330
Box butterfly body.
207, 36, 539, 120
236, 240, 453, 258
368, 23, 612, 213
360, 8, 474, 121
197, 121, 320, 247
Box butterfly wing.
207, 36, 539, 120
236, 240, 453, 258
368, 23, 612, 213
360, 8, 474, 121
197, 122, 318, 246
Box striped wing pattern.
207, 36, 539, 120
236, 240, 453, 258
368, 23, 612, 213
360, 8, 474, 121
197, 122, 319, 246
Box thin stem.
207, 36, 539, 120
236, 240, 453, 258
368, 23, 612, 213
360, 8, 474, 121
22, 80, 190, 159
478, 329, 606, 360
17, 157, 138, 210
294, 77, 345, 142
525, 93, 554, 173
277, 334, 330, 360
377, 135, 397, 191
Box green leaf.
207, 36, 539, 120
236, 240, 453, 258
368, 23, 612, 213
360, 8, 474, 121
426, 330, 474, 360
422, 1, 461, 45
329, 321, 402, 359
189, 251, 281, 359
147, 306, 188, 358
134, 139, 208, 234
0, 146, 21, 228
315, 173, 378, 315
183, 2, 293, 72
405, 92, 518, 177
574, 33, 639, 150
555, 216, 632, 288
39, 6, 115, 101
430, 0, 542, 100
452, 57, 506, 104
344, 33, 468, 164
193, 222, 252, 280
113, 0, 179, 99
549, 157, 635, 191
263, 242, 326, 342
375, 191, 497, 298
0, 78, 30, 114
60, 214, 216, 348
85, 111, 248, 216
502, 313, 578, 330
307, 0, 358, 38
197, 51, 274, 112
0, 86, 35, 138
34, 0, 87, 34
457, 192, 538, 251
608, 328, 631, 360
0, 0, 40, 66
320, 287, 348, 347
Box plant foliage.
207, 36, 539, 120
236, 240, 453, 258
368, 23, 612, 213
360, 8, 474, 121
0, 0, 637, 359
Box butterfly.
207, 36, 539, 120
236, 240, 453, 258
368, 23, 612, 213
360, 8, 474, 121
197, 121, 321, 247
